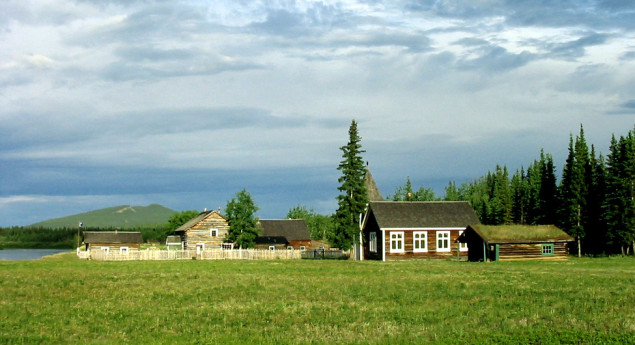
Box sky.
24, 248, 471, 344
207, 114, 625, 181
1, 0, 634, 227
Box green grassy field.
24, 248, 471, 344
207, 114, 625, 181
1, 255, 633, 344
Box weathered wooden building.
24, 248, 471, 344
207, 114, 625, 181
174, 210, 230, 250
255, 219, 312, 250
457, 224, 573, 261
82, 231, 143, 255
360, 201, 480, 261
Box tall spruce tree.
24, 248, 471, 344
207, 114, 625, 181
604, 131, 635, 255
332, 120, 368, 250
586, 146, 607, 255
558, 126, 591, 256
538, 151, 559, 225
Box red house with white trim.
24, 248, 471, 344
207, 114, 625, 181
360, 201, 480, 261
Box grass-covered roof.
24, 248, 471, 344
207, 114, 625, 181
468, 224, 574, 244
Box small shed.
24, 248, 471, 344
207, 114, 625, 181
174, 210, 230, 250
256, 219, 312, 250
166, 235, 183, 250
83, 231, 143, 255
458, 224, 574, 261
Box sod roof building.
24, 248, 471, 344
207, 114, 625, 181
457, 224, 574, 261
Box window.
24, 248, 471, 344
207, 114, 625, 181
369, 232, 377, 253
221, 243, 233, 250
413, 231, 427, 252
542, 243, 554, 256
390, 232, 404, 253
436, 231, 450, 252
458, 231, 468, 252
268, 246, 275, 251
119, 247, 129, 255
210, 229, 218, 237
300, 246, 306, 250
287, 246, 294, 250
100, 247, 110, 255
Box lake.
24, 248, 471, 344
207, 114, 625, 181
0, 248, 71, 261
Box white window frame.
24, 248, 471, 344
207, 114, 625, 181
209, 228, 218, 237
436, 231, 450, 252
299, 246, 306, 250
369, 232, 377, 253
101, 246, 110, 255
458, 231, 468, 252
390, 231, 404, 253
413, 231, 428, 253
268, 246, 275, 251
119, 246, 129, 255
287, 246, 294, 250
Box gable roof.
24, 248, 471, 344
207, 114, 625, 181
175, 210, 225, 232
364, 168, 383, 201
366, 201, 480, 229
83, 231, 143, 244
465, 224, 574, 244
257, 219, 311, 241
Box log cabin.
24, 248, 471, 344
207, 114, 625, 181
360, 201, 480, 261
174, 210, 231, 250
255, 219, 312, 250
457, 224, 574, 261
82, 231, 143, 255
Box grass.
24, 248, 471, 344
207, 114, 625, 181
0, 255, 633, 344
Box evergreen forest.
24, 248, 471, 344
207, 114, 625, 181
391, 125, 635, 256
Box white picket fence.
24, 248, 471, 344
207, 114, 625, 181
77, 248, 304, 261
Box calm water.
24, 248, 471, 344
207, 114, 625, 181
0, 249, 71, 261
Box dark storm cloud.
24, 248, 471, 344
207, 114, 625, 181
0, 106, 343, 156
545, 33, 612, 60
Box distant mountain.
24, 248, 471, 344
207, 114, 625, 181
29, 204, 177, 229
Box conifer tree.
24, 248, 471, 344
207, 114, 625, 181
389, 177, 438, 201
558, 126, 590, 256
332, 120, 368, 250
511, 168, 528, 224
538, 151, 558, 225
604, 132, 635, 255
586, 146, 607, 255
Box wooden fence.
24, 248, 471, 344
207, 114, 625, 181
77, 248, 304, 261
301, 249, 348, 260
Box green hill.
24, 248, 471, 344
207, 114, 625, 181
29, 204, 177, 229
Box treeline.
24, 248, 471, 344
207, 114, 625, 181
0, 225, 172, 249
391, 125, 635, 256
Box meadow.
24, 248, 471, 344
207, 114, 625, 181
0, 255, 633, 344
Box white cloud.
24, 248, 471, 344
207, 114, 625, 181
1, 0, 634, 226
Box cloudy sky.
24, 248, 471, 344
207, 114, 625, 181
1, 0, 634, 226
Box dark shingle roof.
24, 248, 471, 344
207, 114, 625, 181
368, 201, 480, 228
467, 224, 574, 244
83, 231, 143, 244
257, 219, 311, 241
